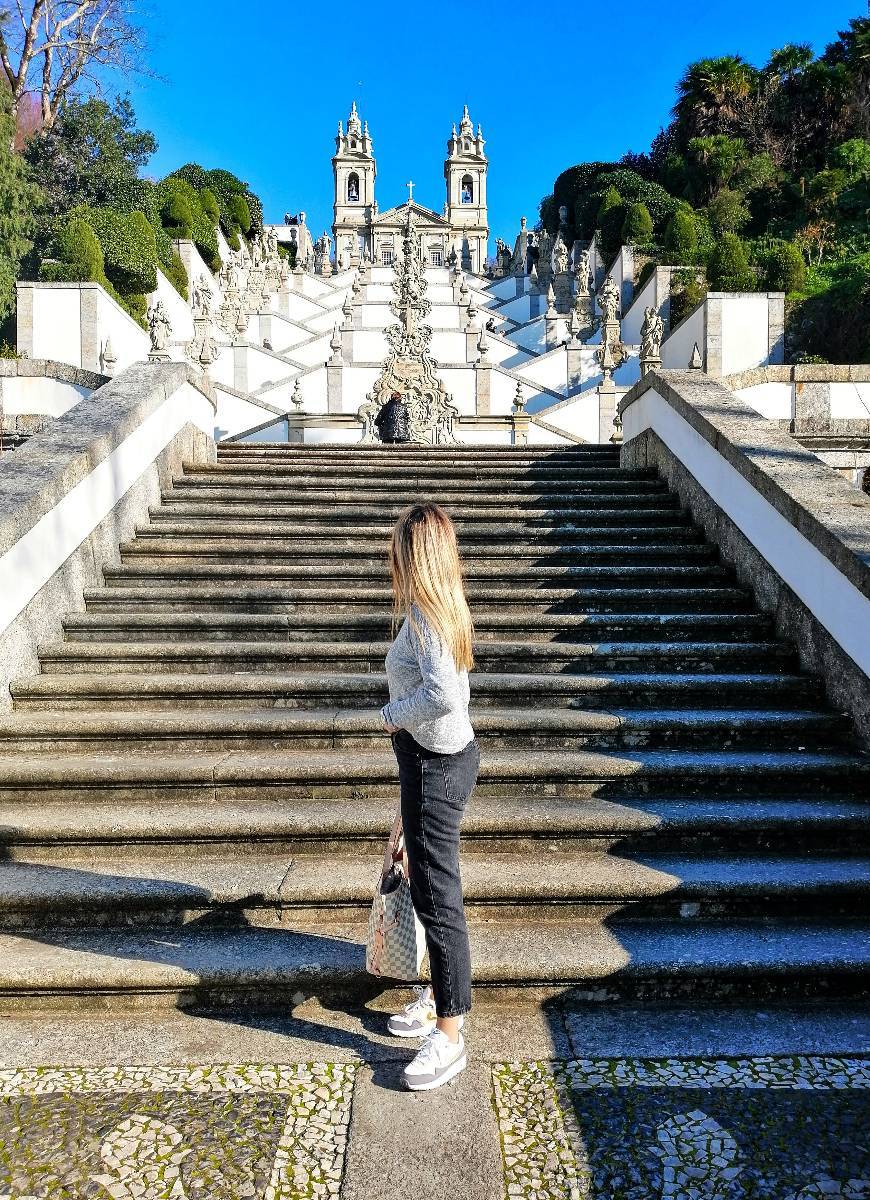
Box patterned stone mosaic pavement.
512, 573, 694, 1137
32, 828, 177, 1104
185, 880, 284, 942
0, 1056, 867, 1198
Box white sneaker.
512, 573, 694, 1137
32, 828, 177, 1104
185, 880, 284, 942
387, 986, 465, 1039
402, 1029, 467, 1091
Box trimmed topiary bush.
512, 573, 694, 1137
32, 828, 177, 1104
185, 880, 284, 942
40, 216, 105, 283
228, 193, 251, 236
158, 178, 195, 238
192, 209, 220, 272
761, 240, 806, 293
199, 187, 220, 225
707, 233, 756, 291
81, 206, 158, 296
596, 186, 624, 262
662, 205, 699, 264
164, 249, 188, 300
622, 202, 654, 244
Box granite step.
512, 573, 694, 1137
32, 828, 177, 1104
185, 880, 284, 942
0, 919, 866, 1009
2, 794, 865, 858
0, 706, 846, 754
34, 639, 799, 675
59, 611, 775, 645
0, 747, 864, 805
214, 445, 619, 460
102, 561, 736, 588
81, 583, 755, 616
0, 850, 864, 929
182, 463, 647, 483
166, 482, 674, 504
11, 669, 821, 712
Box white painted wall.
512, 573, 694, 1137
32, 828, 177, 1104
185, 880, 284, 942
719, 293, 773, 375
1, 376, 93, 418
150, 268, 193, 343
661, 303, 704, 369
733, 383, 792, 419
214, 387, 286, 441
622, 386, 870, 677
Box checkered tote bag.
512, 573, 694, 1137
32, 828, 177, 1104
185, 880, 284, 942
366, 809, 427, 980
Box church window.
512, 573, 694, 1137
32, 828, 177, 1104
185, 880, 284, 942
381, 247, 394, 266
430, 249, 443, 267
347, 173, 360, 203
461, 175, 474, 205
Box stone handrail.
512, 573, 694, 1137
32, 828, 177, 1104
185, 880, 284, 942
0, 361, 216, 706
619, 369, 870, 735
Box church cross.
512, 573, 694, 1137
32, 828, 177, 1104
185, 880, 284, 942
406, 180, 415, 202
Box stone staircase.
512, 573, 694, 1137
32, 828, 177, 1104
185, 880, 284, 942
0, 443, 868, 1011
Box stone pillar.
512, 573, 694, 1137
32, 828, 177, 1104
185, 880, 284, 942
554, 270, 573, 314
705, 294, 723, 376
276, 280, 291, 317
233, 343, 248, 392
511, 409, 530, 446
792, 381, 831, 427
567, 340, 584, 394
597, 378, 617, 443
80, 285, 100, 373
327, 361, 342, 413
475, 362, 491, 416
768, 293, 785, 365
259, 313, 272, 347
514, 273, 525, 298
342, 324, 354, 364
545, 286, 559, 351
15, 283, 34, 359
466, 323, 480, 362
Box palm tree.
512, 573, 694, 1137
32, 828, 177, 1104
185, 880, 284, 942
765, 43, 814, 80
674, 56, 758, 140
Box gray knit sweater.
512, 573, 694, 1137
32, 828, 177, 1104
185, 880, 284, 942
380, 604, 474, 754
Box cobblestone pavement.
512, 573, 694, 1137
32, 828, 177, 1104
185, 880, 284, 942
0, 1056, 867, 1198
493, 1057, 870, 1199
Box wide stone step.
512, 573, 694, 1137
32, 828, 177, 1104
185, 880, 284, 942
118, 540, 718, 567
102, 561, 735, 588
0, 850, 865, 929
59, 611, 774, 645
2, 793, 865, 857
184, 463, 647, 483
149, 504, 687, 529
82, 583, 754, 616
168, 482, 673, 504
0, 747, 864, 804
215, 446, 620, 462
35, 638, 798, 675
12, 669, 821, 712
0, 919, 866, 1009
0, 706, 845, 754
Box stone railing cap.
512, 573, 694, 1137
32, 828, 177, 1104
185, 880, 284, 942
620, 369, 870, 602
0, 359, 107, 387
0, 361, 214, 558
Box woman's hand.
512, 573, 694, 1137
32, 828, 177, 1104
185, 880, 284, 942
384, 721, 401, 734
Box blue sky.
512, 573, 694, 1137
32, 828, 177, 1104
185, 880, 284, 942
128, 0, 864, 244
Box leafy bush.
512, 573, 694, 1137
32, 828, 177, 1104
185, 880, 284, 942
622, 202, 654, 243
81, 206, 158, 295
228, 193, 252, 236
760, 239, 806, 292
662, 205, 699, 263
164, 249, 188, 300
199, 187, 220, 224
787, 253, 870, 362
707, 233, 756, 290
39, 216, 105, 283
706, 188, 750, 233
669, 268, 708, 326
596, 186, 624, 262
157, 177, 196, 237
192, 209, 220, 272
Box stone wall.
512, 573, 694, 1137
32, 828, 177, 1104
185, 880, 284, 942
620, 370, 870, 743
0, 362, 216, 710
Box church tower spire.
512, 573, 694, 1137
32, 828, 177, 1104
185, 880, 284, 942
444, 106, 488, 273
333, 101, 376, 265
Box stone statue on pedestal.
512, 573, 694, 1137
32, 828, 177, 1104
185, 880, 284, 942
147, 301, 172, 358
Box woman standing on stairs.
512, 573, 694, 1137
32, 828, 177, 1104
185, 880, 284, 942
380, 502, 480, 1091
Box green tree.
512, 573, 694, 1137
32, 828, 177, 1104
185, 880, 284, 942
23, 95, 155, 220
596, 185, 624, 261
199, 187, 220, 224
686, 135, 748, 200
707, 188, 750, 233
0, 88, 41, 322
760, 240, 806, 292
621, 201, 653, 243
674, 56, 757, 141
39, 215, 105, 284
708, 232, 756, 290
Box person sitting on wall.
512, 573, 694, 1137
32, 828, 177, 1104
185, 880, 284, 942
375, 392, 410, 443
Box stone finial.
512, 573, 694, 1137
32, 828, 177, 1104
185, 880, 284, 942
545, 283, 557, 320
529, 263, 538, 286
330, 324, 342, 365
513, 381, 525, 412
690, 342, 703, 369
477, 328, 489, 360
342, 296, 353, 329
292, 378, 304, 410
100, 337, 117, 376
466, 299, 479, 332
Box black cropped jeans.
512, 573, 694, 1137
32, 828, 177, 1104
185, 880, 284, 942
390, 728, 480, 1018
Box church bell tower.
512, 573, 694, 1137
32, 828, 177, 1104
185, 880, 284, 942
333, 101, 376, 262
444, 106, 488, 273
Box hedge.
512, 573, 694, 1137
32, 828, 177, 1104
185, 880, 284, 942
662, 206, 699, 264
164, 248, 188, 300
79, 206, 158, 296
707, 233, 756, 291
622, 202, 654, 243
40, 216, 105, 283
760, 239, 806, 293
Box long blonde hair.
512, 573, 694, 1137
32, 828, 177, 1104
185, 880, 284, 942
387, 503, 474, 672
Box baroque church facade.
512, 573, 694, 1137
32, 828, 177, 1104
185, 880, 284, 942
332, 102, 489, 274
